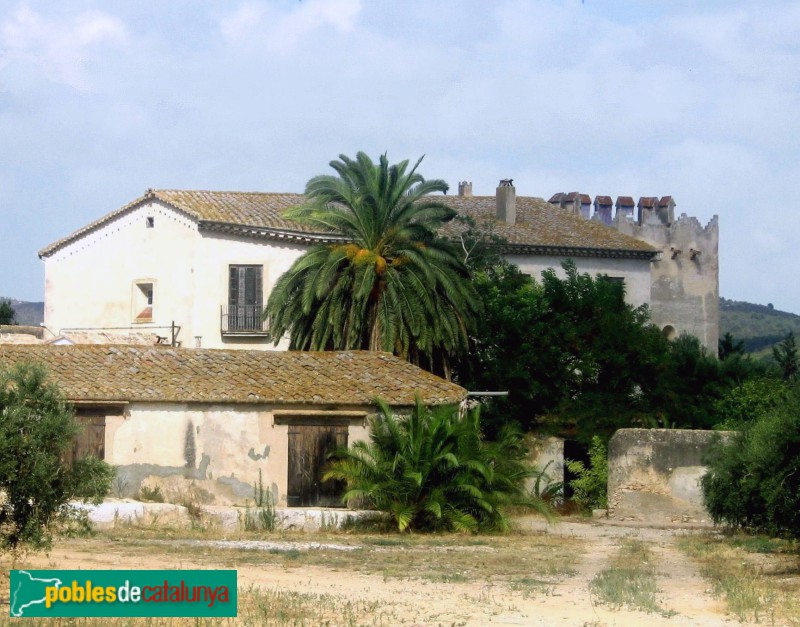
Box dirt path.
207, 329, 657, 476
6, 520, 746, 626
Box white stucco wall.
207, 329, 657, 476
504, 254, 652, 308
43, 201, 305, 349
105, 402, 371, 506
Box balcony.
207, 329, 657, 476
220, 305, 269, 337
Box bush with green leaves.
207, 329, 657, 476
565, 435, 608, 511
0, 362, 115, 553
702, 383, 800, 537
324, 397, 542, 533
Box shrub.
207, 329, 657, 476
324, 397, 541, 533
702, 384, 800, 537
0, 362, 115, 554
565, 436, 608, 511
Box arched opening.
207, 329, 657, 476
662, 325, 677, 341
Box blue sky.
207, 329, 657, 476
2, 0, 799, 313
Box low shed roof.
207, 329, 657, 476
0, 345, 466, 407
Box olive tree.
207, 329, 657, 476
0, 362, 114, 555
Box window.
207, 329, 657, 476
134, 282, 154, 322
225, 265, 264, 332
146, 216, 155, 228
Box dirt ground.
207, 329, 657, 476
5, 517, 793, 626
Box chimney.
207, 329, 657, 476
657, 196, 675, 225
616, 196, 635, 221
637, 196, 658, 225
594, 196, 613, 225
579, 194, 591, 220
457, 181, 473, 197
561, 192, 580, 215
496, 179, 516, 225
548, 192, 564, 205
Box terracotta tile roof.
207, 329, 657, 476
579, 194, 591, 204
658, 196, 674, 207
638, 196, 658, 208
50, 332, 162, 346
41, 188, 656, 258
616, 196, 635, 207
0, 345, 466, 407
437, 196, 655, 255
595, 196, 613, 205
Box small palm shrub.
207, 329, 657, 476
324, 398, 540, 533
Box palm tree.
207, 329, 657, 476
323, 397, 543, 533
266, 152, 478, 374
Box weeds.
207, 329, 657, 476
243, 469, 277, 532
590, 540, 674, 616
681, 534, 799, 624
136, 483, 164, 503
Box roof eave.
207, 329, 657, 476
198, 220, 349, 244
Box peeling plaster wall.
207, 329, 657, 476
104, 402, 371, 506
607, 428, 732, 525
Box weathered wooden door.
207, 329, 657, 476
70, 414, 106, 463
287, 423, 348, 507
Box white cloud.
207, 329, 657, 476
220, 0, 361, 52
0, 6, 127, 90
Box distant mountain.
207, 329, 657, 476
0, 298, 44, 326
720, 297, 800, 356
2, 295, 797, 355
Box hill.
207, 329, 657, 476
0, 298, 44, 326
719, 297, 800, 356
2, 295, 797, 356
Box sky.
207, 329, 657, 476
1, 0, 799, 313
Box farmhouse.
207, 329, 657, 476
37, 182, 718, 352
0, 344, 466, 506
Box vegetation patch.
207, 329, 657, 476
680, 534, 800, 624
590, 541, 674, 616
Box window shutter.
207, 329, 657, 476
229, 266, 239, 308
255, 266, 263, 310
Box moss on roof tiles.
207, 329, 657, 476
0, 345, 466, 407
40, 189, 656, 257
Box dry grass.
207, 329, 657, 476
0, 524, 583, 625
589, 540, 674, 616
680, 533, 800, 625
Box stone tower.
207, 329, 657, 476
549, 192, 720, 354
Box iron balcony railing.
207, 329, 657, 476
220, 305, 269, 336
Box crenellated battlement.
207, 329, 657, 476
549, 192, 720, 354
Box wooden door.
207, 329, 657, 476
70, 415, 106, 463
287, 423, 348, 507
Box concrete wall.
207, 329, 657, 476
43, 200, 303, 349
525, 435, 564, 500
102, 402, 371, 506
505, 254, 652, 309
607, 428, 732, 525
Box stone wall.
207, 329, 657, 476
607, 428, 732, 525
525, 435, 564, 500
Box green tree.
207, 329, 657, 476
454, 260, 670, 442
324, 398, 541, 533
266, 152, 478, 374
702, 383, 800, 537
0, 362, 114, 554
718, 331, 745, 360
773, 331, 798, 380
0, 298, 16, 325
